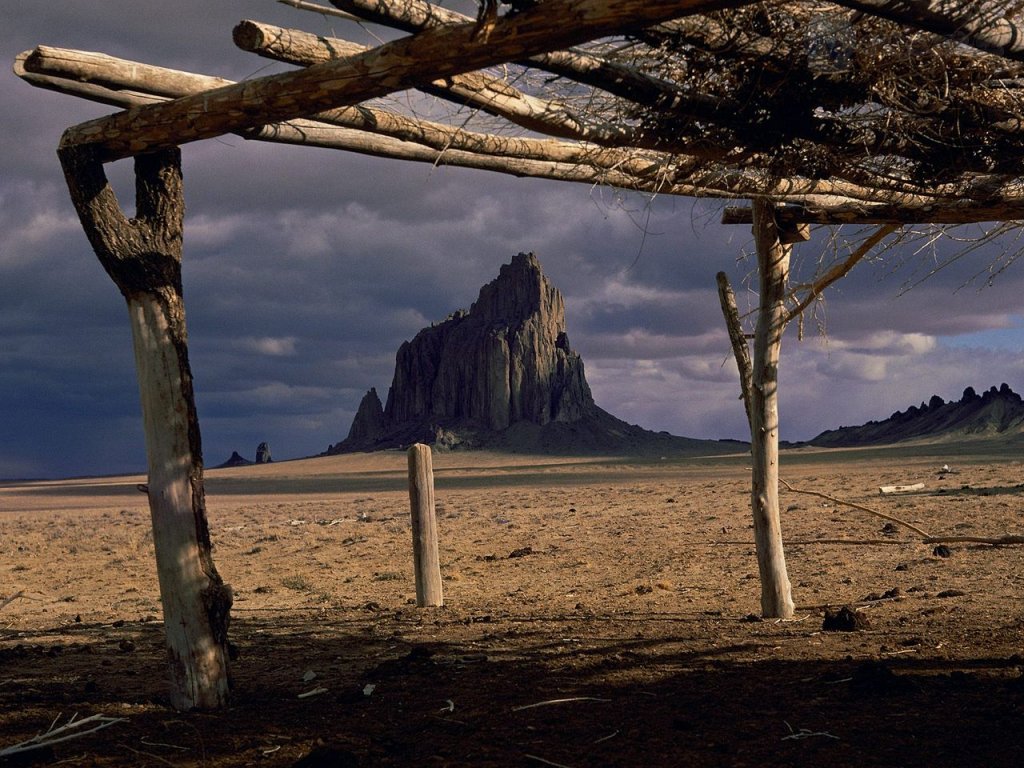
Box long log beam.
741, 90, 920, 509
722, 198, 1024, 225
339, 2, 1020, 173
834, 0, 1024, 62
232, 20, 636, 145
329, 0, 733, 110
34, 47, 1011, 214
236, 20, 1024, 173
28, 46, 1024, 221
20, 47, 1024, 222
19, 46, 694, 189
56, 0, 757, 163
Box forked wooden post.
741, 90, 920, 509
58, 146, 232, 710
749, 200, 796, 619
407, 443, 443, 607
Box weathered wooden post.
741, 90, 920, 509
58, 146, 232, 710
749, 200, 796, 618
407, 443, 443, 607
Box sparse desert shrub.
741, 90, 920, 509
281, 575, 312, 592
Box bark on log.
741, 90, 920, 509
330, 0, 731, 116
21, 48, 1024, 221
834, 0, 1024, 62
56, 0, 755, 162
233, 19, 635, 145
749, 200, 795, 619
722, 200, 1024, 225
57, 146, 232, 710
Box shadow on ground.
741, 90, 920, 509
2, 610, 1022, 767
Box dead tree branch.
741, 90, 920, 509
716, 271, 753, 428
780, 478, 932, 538
0, 714, 127, 758
784, 224, 900, 324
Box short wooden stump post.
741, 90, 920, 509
407, 443, 443, 607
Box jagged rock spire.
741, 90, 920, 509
329, 251, 731, 456
383, 252, 595, 432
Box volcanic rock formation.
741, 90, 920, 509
330, 252, 737, 455
808, 383, 1024, 447
255, 442, 272, 464
215, 451, 252, 468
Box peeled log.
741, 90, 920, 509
56, 0, 756, 162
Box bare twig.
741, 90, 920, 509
118, 744, 179, 768
278, 0, 360, 21
785, 225, 899, 324
0, 714, 127, 757
525, 754, 576, 768
512, 696, 611, 712
0, 590, 26, 612
782, 721, 840, 741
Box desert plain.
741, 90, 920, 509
1, 443, 1023, 766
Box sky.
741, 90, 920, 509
3, 1, 1024, 479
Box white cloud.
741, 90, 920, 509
828, 330, 937, 355
235, 336, 299, 357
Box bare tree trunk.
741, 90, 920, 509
749, 201, 795, 619
58, 146, 232, 710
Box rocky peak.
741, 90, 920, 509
327, 251, 735, 457
330, 252, 601, 452
470, 251, 563, 327
255, 442, 272, 464
382, 252, 595, 433
346, 387, 386, 445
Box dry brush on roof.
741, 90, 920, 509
13, 0, 1024, 224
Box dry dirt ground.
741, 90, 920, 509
2, 444, 1023, 767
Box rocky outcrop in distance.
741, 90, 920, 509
255, 442, 272, 464
329, 252, 741, 456
215, 451, 252, 468
808, 383, 1024, 447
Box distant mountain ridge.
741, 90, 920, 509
808, 384, 1024, 447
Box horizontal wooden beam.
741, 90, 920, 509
834, 0, 1024, 63
232, 19, 635, 145
19, 45, 692, 185
55, 0, 752, 163
331, 0, 716, 110
723, 201, 1024, 226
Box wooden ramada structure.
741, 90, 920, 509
14, 0, 1024, 709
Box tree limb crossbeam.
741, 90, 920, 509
19, 45, 704, 193
31, 37, 1023, 222
56, 0, 754, 163
26, 39, 1024, 221
15, 0, 1024, 221
834, 0, 1024, 63
232, 20, 637, 145
329, 0, 736, 113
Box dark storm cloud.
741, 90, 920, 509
3, 2, 1024, 477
